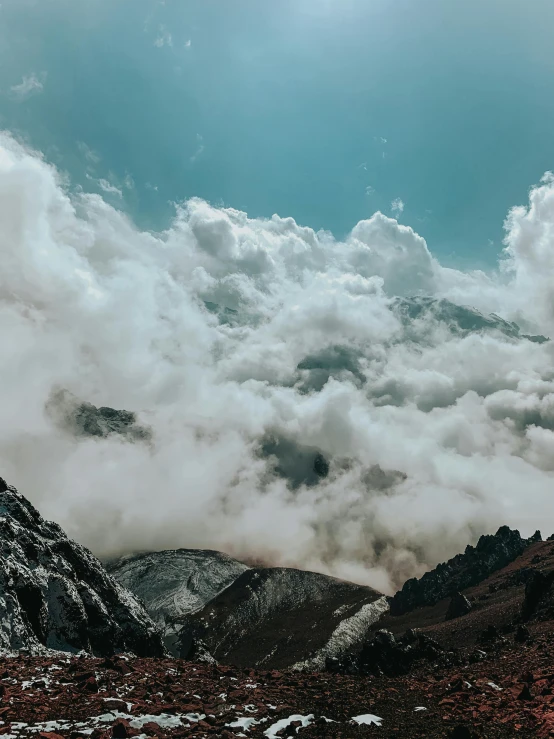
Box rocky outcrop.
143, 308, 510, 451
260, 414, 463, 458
45, 388, 151, 442
107, 549, 249, 654
0, 477, 165, 656
326, 628, 459, 678
445, 592, 473, 621
391, 527, 539, 616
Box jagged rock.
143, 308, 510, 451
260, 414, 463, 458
391, 526, 533, 615
0, 479, 165, 656
45, 389, 151, 442
445, 593, 472, 621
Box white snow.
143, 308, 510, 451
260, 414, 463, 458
264, 714, 314, 738
352, 713, 383, 726
227, 717, 261, 731
292, 596, 390, 671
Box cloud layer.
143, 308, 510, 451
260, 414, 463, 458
1, 133, 554, 593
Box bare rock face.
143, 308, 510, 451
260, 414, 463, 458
107, 549, 249, 654
391, 526, 538, 616
0, 477, 165, 656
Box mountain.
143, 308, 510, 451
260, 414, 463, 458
45, 388, 152, 442
390, 525, 541, 615
106, 549, 249, 653
392, 296, 549, 343
177, 566, 386, 669
0, 476, 164, 656
109, 551, 387, 666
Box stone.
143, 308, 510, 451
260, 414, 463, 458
445, 593, 472, 621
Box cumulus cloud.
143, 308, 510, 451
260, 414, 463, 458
1, 132, 554, 594
10, 73, 45, 100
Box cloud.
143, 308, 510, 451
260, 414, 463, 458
98, 179, 123, 198
391, 198, 405, 217
1, 132, 554, 595
10, 73, 45, 100
78, 142, 100, 165
154, 26, 172, 47
190, 134, 205, 164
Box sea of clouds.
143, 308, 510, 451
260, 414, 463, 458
1, 132, 554, 593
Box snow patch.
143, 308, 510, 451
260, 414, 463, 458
292, 596, 390, 671
264, 714, 314, 738
352, 713, 383, 726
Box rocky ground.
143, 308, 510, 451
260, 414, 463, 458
1, 615, 553, 739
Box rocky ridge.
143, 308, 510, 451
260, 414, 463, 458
390, 525, 541, 615
0, 477, 164, 657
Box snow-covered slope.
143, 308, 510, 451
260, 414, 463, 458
107, 549, 249, 653
179, 566, 386, 669
0, 477, 165, 656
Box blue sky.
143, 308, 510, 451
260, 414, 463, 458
1, 0, 553, 268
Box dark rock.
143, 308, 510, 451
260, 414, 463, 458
522, 569, 554, 621
391, 525, 532, 615
445, 593, 472, 621
333, 628, 459, 678
46, 389, 151, 443
514, 625, 531, 643
478, 624, 499, 642
111, 719, 130, 738
450, 726, 479, 739
0, 480, 165, 656
518, 684, 533, 701
313, 453, 329, 478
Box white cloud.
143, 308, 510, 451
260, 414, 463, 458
1, 132, 554, 594
78, 142, 100, 165
154, 26, 172, 47
391, 198, 405, 217
98, 178, 123, 197
185, 39, 192, 48
190, 134, 205, 164
10, 73, 45, 100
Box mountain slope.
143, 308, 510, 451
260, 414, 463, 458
107, 549, 249, 653
390, 525, 541, 616
178, 566, 387, 669
0, 476, 165, 656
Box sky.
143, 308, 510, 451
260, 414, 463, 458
2, 1, 554, 593
1, 0, 553, 268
